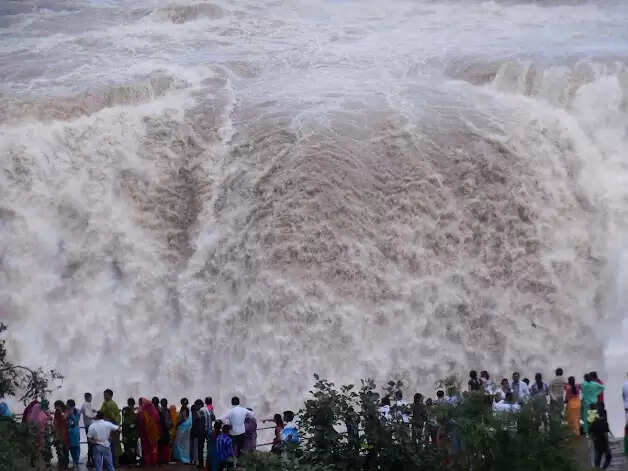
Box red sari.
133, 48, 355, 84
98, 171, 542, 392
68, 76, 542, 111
138, 398, 160, 466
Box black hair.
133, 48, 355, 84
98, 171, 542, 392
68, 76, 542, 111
160, 398, 168, 407
96, 411, 105, 420
214, 420, 223, 433
501, 378, 509, 386
436, 390, 445, 398
283, 410, 295, 422
395, 390, 403, 400
54, 400, 64, 408
522, 378, 530, 385
232, 397, 240, 406
555, 368, 563, 376
127, 397, 135, 406
413, 393, 423, 403
568, 376, 577, 396
589, 371, 599, 381
535, 373, 543, 387
480, 370, 489, 379
273, 413, 284, 426
181, 398, 189, 406
194, 399, 204, 407
151, 397, 160, 407
104, 389, 113, 396
67, 399, 76, 408
469, 370, 478, 379
584, 373, 590, 382
205, 397, 213, 405
221, 423, 231, 433
84, 392, 92, 399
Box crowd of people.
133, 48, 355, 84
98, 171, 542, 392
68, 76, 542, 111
398, 369, 628, 470
1, 368, 626, 471
3, 391, 299, 471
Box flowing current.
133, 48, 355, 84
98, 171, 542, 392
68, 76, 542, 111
2, 0, 628, 432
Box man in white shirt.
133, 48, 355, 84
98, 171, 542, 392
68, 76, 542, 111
81, 392, 97, 467
87, 411, 121, 471
494, 392, 521, 413
220, 397, 254, 457
511, 372, 530, 403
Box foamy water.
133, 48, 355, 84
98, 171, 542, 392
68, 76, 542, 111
1, 0, 627, 433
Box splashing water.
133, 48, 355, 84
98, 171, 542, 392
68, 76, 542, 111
1, 0, 627, 432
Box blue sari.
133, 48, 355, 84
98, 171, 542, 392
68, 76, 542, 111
173, 412, 192, 463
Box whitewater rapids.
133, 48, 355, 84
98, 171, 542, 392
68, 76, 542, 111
1, 0, 627, 433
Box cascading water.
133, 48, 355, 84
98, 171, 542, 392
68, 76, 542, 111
1, 0, 627, 432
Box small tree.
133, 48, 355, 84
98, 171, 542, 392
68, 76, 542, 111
0, 323, 64, 402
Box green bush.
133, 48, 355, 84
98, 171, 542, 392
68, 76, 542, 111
0, 419, 36, 471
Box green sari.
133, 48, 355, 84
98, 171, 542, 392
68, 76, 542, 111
580, 381, 604, 434
101, 399, 122, 458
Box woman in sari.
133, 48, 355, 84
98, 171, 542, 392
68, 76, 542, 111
53, 400, 69, 469
564, 376, 581, 435
169, 405, 179, 461
137, 397, 160, 466
25, 400, 53, 469
121, 404, 139, 466
581, 373, 605, 435
173, 405, 192, 464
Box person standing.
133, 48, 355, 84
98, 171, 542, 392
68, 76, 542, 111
495, 379, 511, 403
121, 398, 138, 466
158, 398, 173, 465
564, 376, 581, 435
203, 397, 216, 441
581, 374, 605, 435
511, 372, 530, 403
468, 370, 483, 392
549, 368, 566, 419
207, 420, 223, 471
590, 408, 612, 469
66, 400, 81, 468
590, 372, 605, 409
53, 400, 70, 469
137, 397, 160, 466
81, 393, 97, 467
480, 371, 496, 395
215, 424, 234, 470
530, 373, 549, 397
243, 409, 257, 452
190, 401, 206, 466
100, 389, 122, 467
169, 404, 178, 458
411, 393, 427, 444
220, 397, 254, 457
87, 411, 121, 471
262, 414, 284, 455
173, 402, 192, 464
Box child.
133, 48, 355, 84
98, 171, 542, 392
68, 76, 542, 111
206, 420, 222, 471
215, 424, 234, 471
589, 408, 612, 469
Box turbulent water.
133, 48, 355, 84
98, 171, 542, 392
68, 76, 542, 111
2, 0, 628, 432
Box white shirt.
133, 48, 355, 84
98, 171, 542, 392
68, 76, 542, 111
511, 381, 530, 402
623, 380, 628, 409
378, 405, 391, 420
81, 401, 97, 428
220, 406, 254, 435
494, 401, 521, 413
87, 419, 119, 447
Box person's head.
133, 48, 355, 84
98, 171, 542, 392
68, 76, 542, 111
469, 370, 478, 379
221, 423, 231, 434
584, 373, 590, 382
96, 411, 105, 420
512, 372, 520, 383
555, 368, 563, 377
231, 397, 240, 406
152, 397, 160, 407
501, 378, 509, 388
127, 397, 135, 408
505, 392, 514, 404
425, 398, 433, 407
194, 399, 204, 408
54, 400, 64, 411
67, 399, 75, 409
104, 389, 113, 401
413, 393, 423, 404
181, 398, 189, 407
381, 396, 391, 406
395, 390, 403, 401
568, 376, 576, 388
436, 390, 445, 399
522, 378, 530, 385
480, 371, 489, 381
273, 413, 284, 425
283, 410, 295, 423
160, 398, 168, 408
589, 371, 598, 381
84, 393, 92, 402
535, 373, 543, 385
205, 397, 213, 406
214, 420, 223, 433
191, 403, 199, 412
